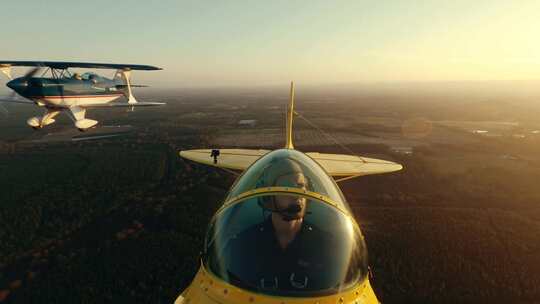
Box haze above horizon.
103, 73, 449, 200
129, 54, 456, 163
2, 1, 540, 87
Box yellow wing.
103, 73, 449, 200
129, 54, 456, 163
306, 152, 403, 177
179, 149, 270, 171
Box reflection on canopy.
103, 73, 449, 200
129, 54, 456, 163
205, 194, 368, 297
226, 149, 347, 209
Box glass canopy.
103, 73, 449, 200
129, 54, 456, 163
225, 149, 347, 209
204, 194, 368, 297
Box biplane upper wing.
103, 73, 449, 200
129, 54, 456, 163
306, 152, 403, 177
180, 149, 271, 171
0, 61, 161, 71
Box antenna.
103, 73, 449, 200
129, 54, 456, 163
285, 81, 295, 149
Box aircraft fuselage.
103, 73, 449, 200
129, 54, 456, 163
176, 148, 380, 304
6, 76, 125, 109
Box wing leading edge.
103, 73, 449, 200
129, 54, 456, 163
306, 152, 403, 177
179, 149, 271, 171
179, 149, 402, 178
0, 97, 35, 105
0, 61, 161, 71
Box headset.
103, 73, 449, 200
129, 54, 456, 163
255, 157, 312, 221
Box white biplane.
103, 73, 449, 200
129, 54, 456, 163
0, 61, 164, 131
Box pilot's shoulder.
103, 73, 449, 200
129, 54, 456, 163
233, 221, 270, 241
302, 222, 334, 241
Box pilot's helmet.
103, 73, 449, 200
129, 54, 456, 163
73, 73, 82, 80
260, 157, 306, 188
258, 158, 309, 220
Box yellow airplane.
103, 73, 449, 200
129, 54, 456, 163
176, 83, 403, 304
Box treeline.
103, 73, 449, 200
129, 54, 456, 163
1, 140, 231, 303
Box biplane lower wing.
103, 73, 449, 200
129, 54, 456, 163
179, 149, 271, 171
306, 152, 403, 178
81, 101, 165, 108
0, 97, 34, 104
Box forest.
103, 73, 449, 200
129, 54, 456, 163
1, 88, 539, 303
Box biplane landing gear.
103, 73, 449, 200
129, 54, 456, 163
78, 122, 99, 133
27, 117, 41, 130
27, 110, 59, 131
74, 117, 98, 132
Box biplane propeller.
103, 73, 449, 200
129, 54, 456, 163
0, 61, 165, 131
175, 82, 402, 304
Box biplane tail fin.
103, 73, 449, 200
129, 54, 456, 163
285, 81, 295, 149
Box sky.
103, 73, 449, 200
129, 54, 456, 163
2, 0, 540, 87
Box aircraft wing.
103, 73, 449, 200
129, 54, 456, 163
0, 97, 34, 104
0, 61, 161, 71
306, 152, 403, 177
180, 149, 271, 171
80, 101, 166, 108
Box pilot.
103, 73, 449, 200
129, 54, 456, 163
260, 158, 308, 250
226, 158, 333, 292
72, 73, 82, 80
88, 74, 98, 84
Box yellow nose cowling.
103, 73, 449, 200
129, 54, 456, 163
174, 264, 379, 304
